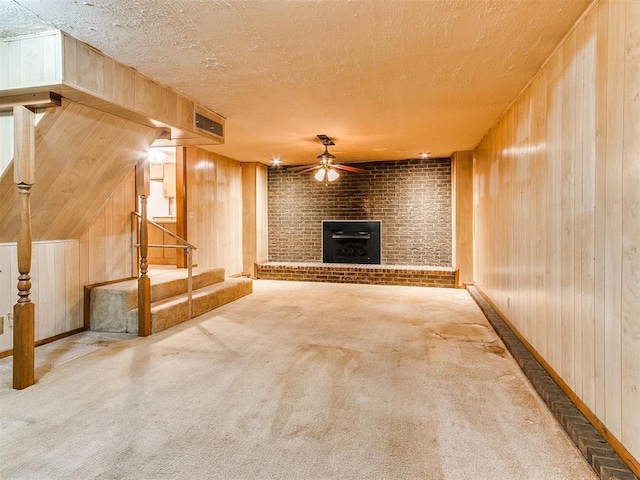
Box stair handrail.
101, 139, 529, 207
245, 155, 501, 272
131, 212, 197, 250
131, 212, 196, 319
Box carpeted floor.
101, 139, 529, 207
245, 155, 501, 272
0, 280, 597, 479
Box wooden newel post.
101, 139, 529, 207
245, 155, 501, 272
13, 106, 36, 389
136, 158, 151, 337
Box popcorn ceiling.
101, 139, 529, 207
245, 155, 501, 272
1, 0, 591, 164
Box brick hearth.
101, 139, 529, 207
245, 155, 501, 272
257, 262, 456, 288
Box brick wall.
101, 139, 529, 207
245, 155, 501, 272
268, 158, 452, 266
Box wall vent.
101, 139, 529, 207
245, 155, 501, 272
195, 112, 224, 137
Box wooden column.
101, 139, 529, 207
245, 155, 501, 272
175, 147, 188, 268
13, 106, 36, 389
241, 162, 268, 277
136, 158, 151, 336
452, 151, 474, 287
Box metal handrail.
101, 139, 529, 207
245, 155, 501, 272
131, 212, 196, 319
131, 211, 197, 250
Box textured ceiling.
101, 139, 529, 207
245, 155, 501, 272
1, 0, 592, 165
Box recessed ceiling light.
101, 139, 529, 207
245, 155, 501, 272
420, 152, 431, 158
272, 157, 281, 165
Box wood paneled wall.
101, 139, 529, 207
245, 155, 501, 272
148, 222, 177, 265
255, 164, 268, 265
0, 240, 81, 353
242, 162, 268, 277
0, 99, 157, 242
79, 169, 137, 285
0, 111, 13, 176
185, 147, 243, 276
452, 151, 473, 285
0, 31, 63, 89
473, 0, 639, 465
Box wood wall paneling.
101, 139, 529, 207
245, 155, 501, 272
242, 163, 257, 276
0, 111, 13, 176
0, 99, 157, 243
79, 169, 137, 285
0, 244, 16, 353
473, 0, 640, 468
621, 0, 640, 457
148, 222, 177, 265
0, 240, 81, 355
63, 123, 156, 239
175, 147, 188, 268
0, 36, 6, 88
185, 147, 243, 276
0, 31, 63, 90
451, 151, 473, 285
593, 0, 609, 423
580, 8, 598, 413
241, 162, 268, 277
255, 163, 268, 264
60, 33, 223, 144
603, 0, 625, 440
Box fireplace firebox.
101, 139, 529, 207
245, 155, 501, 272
322, 221, 381, 264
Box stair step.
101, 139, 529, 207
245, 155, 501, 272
125, 277, 253, 333
150, 267, 225, 302
90, 267, 228, 332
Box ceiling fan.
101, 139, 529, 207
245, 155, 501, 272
290, 134, 368, 185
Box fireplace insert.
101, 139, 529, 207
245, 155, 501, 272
322, 221, 381, 264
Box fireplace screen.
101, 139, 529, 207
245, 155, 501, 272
322, 221, 381, 264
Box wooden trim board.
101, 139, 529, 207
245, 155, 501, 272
470, 283, 640, 477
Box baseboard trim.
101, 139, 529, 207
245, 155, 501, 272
0, 327, 87, 360
467, 284, 639, 480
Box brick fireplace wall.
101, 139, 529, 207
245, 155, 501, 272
267, 158, 452, 266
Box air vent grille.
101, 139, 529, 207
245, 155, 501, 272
195, 113, 224, 137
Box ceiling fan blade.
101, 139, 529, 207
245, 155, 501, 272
287, 165, 321, 173
333, 164, 369, 174
292, 165, 322, 174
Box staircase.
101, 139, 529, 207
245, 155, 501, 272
89, 267, 252, 334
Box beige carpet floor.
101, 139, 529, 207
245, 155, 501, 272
0, 280, 597, 479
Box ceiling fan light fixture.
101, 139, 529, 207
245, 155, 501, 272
296, 134, 365, 184
327, 168, 339, 182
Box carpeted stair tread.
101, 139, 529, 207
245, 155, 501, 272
90, 267, 241, 333
150, 277, 251, 309
125, 277, 253, 333
149, 268, 225, 302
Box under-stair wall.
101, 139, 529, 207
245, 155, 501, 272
0, 168, 136, 355
79, 169, 137, 286
0, 99, 156, 355
473, 0, 639, 470
0, 99, 157, 242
